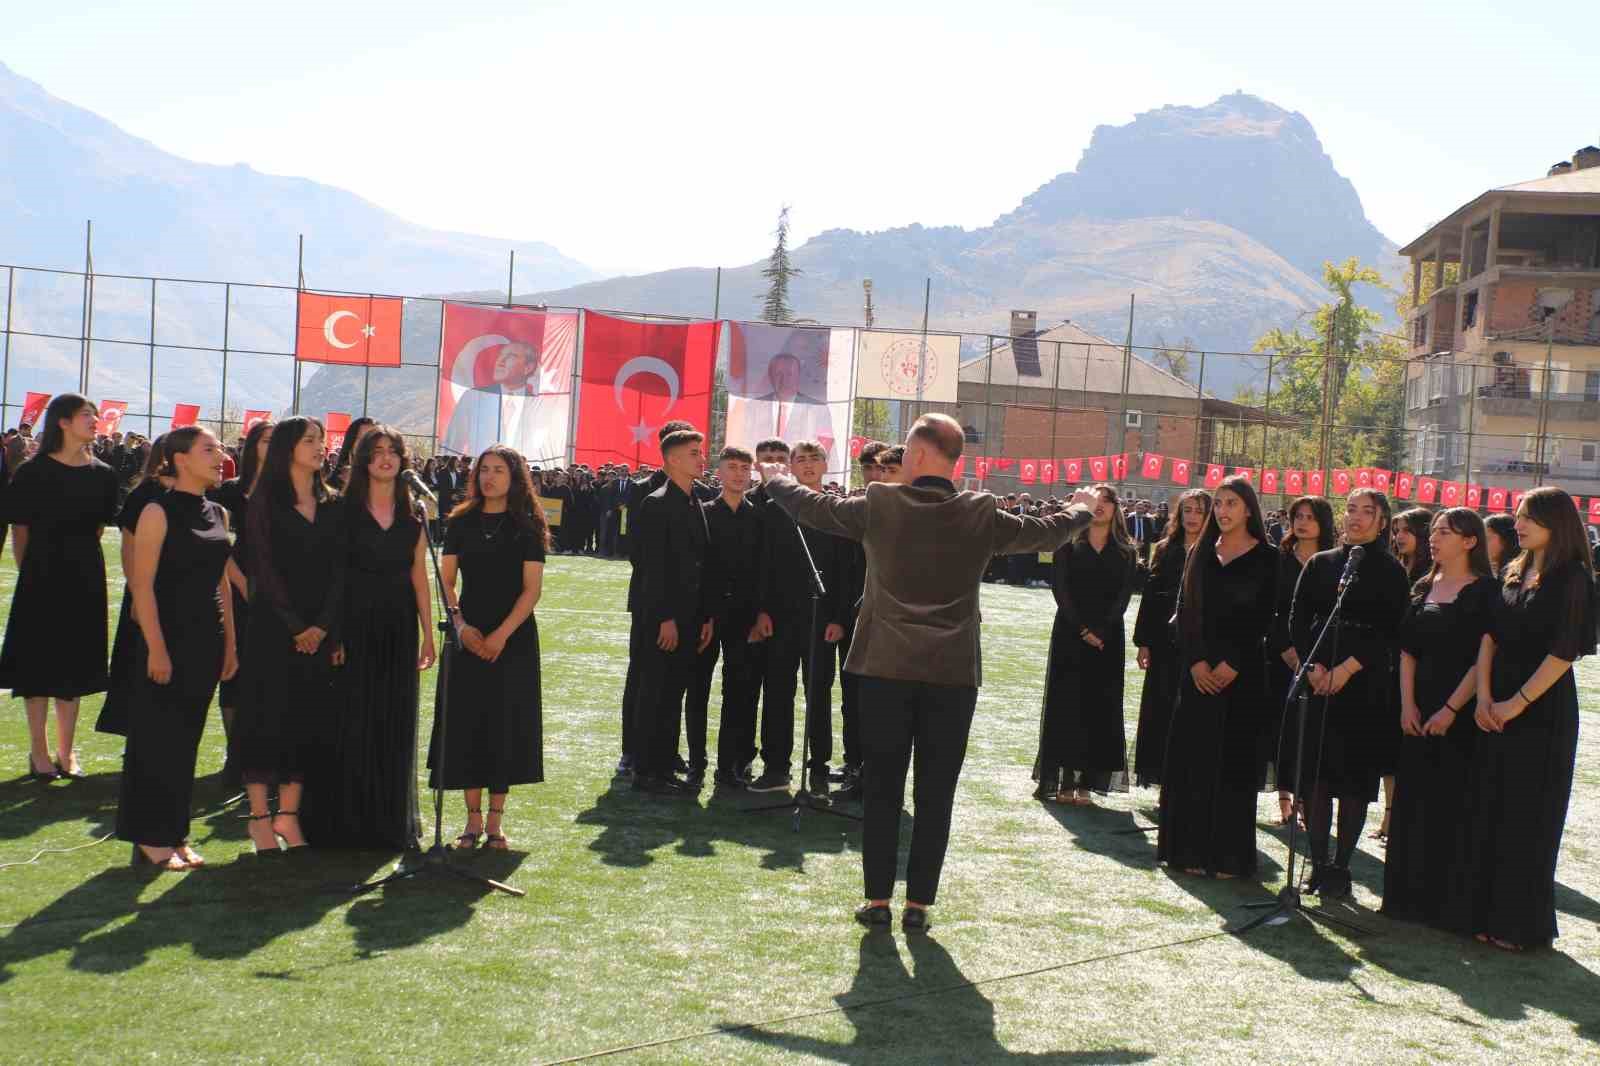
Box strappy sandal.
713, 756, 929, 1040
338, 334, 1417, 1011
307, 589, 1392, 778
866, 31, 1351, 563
453, 805, 484, 850
248, 812, 280, 856
272, 809, 309, 850
483, 805, 509, 850
1371, 805, 1392, 843
175, 841, 206, 868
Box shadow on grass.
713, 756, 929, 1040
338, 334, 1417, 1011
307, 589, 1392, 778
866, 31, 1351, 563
729, 932, 1155, 1063
0, 770, 122, 840
1038, 798, 1161, 871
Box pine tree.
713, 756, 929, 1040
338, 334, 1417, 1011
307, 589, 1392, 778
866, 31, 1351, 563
759, 206, 800, 323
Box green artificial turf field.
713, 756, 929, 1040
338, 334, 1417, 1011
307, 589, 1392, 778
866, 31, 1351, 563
1, 544, 1597, 1064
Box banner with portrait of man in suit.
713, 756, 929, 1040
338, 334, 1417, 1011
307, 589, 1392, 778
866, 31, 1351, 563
724, 322, 854, 479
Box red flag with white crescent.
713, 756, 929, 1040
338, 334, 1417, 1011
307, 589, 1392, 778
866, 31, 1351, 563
1394, 472, 1414, 500
1355, 468, 1373, 489
95, 400, 127, 436
1204, 463, 1225, 489
1233, 467, 1254, 484
325, 411, 352, 456
1088, 456, 1109, 481
1170, 458, 1191, 486
1417, 477, 1439, 504
849, 436, 866, 459
1064, 459, 1083, 483
1588, 497, 1600, 525
1285, 469, 1304, 495
1308, 470, 1326, 496
1110, 453, 1129, 480
994, 458, 1015, 472
242, 409, 273, 435
439, 303, 577, 462
1372, 469, 1393, 493
1331, 469, 1352, 495
20, 391, 50, 428
1466, 484, 1482, 508
1020, 460, 1037, 484
296, 292, 403, 366
1262, 469, 1279, 494
171, 403, 199, 430
974, 457, 990, 481
1440, 482, 1462, 507
576, 313, 718, 468
1141, 453, 1164, 480
1487, 487, 1507, 512
1511, 490, 1526, 512
1039, 460, 1057, 484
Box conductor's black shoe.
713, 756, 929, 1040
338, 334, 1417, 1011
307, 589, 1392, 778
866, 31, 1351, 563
854, 904, 892, 929
828, 766, 850, 782
901, 907, 931, 933
748, 770, 792, 793
807, 767, 830, 796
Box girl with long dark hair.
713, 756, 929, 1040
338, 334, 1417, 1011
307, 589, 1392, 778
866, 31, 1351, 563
210, 419, 273, 778
1033, 484, 1137, 805
0, 394, 120, 781
428, 445, 548, 850
1156, 476, 1277, 877
1382, 507, 1495, 926
97, 435, 172, 738
232, 417, 345, 854
1266, 496, 1336, 823
304, 426, 434, 848
116, 428, 237, 869
1287, 489, 1410, 898
1131, 489, 1210, 787
1484, 513, 1519, 577
1465, 488, 1595, 950
328, 416, 376, 490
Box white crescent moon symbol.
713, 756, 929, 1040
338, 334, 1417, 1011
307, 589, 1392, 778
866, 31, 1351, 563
452, 335, 511, 390
323, 310, 358, 350
613, 356, 681, 413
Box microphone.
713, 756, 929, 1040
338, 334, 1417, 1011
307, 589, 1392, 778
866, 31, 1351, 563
1338, 544, 1365, 589
401, 468, 437, 502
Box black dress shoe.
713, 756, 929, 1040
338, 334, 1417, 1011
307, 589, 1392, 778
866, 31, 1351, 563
1321, 867, 1353, 900
712, 770, 746, 791
53, 758, 86, 781
854, 904, 892, 928
632, 775, 687, 796
901, 907, 931, 933
26, 755, 60, 782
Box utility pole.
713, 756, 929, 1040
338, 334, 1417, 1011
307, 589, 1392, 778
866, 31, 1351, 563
862, 279, 874, 329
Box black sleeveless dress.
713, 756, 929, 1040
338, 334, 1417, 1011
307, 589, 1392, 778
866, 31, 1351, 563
115, 491, 232, 846
1131, 539, 1185, 786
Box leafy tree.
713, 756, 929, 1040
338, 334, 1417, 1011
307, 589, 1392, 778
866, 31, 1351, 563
1151, 334, 1194, 382
759, 206, 800, 324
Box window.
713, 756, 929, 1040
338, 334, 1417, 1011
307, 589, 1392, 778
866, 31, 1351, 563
1586, 371, 1600, 402
1125, 410, 1143, 428
1582, 443, 1598, 465
1463, 291, 1479, 328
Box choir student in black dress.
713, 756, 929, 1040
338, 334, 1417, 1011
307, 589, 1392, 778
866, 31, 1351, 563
211, 418, 272, 779
1382, 508, 1494, 926
116, 428, 237, 870
304, 427, 434, 849
0, 394, 120, 781
1131, 488, 1210, 787
1265, 496, 1335, 825
233, 417, 345, 854
1466, 487, 1596, 950
1288, 489, 1410, 898
1483, 513, 1518, 578
1034, 484, 1137, 805
429, 445, 548, 851
1376, 506, 1435, 841
96, 437, 172, 739
1156, 476, 1277, 878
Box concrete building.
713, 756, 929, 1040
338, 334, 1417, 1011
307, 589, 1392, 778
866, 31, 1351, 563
1400, 148, 1600, 498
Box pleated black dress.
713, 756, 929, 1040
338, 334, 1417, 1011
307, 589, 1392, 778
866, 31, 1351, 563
1132, 539, 1186, 786
1288, 544, 1410, 801
1264, 549, 1310, 790
1381, 577, 1495, 928
0, 455, 119, 698
96, 478, 168, 736
115, 491, 231, 846
1462, 561, 1595, 947
303, 502, 424, 849
1034, 537, 1136, 794
232, 493, 345, 783
1157, 541, 1276, 876
209, 477, 251, 710
428, 510, 545, 792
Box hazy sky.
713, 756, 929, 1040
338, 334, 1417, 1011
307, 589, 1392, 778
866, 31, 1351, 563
7, 0, 1599, 275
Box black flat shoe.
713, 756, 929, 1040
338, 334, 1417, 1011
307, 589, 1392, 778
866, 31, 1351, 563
901, 907, 931, 933
854, 904, 892, 929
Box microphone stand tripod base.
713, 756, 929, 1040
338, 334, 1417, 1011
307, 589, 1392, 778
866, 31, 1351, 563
353, 841, 527, 897
1234, 884, 1370, 937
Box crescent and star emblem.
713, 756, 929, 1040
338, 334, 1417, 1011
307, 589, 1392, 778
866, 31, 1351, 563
323, 310, 377, 350
613, 356, 681, 443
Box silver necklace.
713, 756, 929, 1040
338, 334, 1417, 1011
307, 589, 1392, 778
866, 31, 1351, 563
481, 512, 509, 541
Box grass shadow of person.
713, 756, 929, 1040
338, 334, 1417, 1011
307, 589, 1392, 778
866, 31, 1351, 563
0, 770, 121, 841
727, 931, 1156, 1063
0, 861, 153, 986
1040, 798, 1161, 872
341, 847, 528, 961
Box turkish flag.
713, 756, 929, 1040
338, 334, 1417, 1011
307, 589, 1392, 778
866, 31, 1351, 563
1170, 458, 1192, 485
1511, 490, 1526, 512
1395, 472, 1414, 500
1204, 463, 1225, 489
1418, 477, 1439, 504
1466, 484, 1483, 508
1039, 460, 1057, 484
20, 391, 50, 428
1020, 460, 1037, 484
1285, 469, 1305, 495
974, 457, 990, 481
1089, 456, 1109, 481
1440, 482, 1463, 507
1142, 453, 1164, 480
1233, 467, 1254, 484
95, 400, 127, 436
1262, 469, 1280, 494
171, 403, 199, 430
1588, 498, 1600, 525
1372, 469, 1393, 493
576, 312, 718, 467
296, 292, 403, 366
1064, 459, 1083, 483
994, 458, 1015, 472
1111, 453, 1129, 480
849, 436, 866, 459
325, 411, 352, 457
1355, 468, 1374, 489
953, 456, 966, 480
1308, 470, 1326, 496
439, 303, 578, 461
242, 409, 273, 435
1488, 487, 1508, 512
1331, 469, 1352, 495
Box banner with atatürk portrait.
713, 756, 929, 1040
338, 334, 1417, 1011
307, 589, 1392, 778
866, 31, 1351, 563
724, 322, 854, 478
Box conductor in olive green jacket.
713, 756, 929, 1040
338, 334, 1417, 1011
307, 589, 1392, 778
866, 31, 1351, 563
760, 413, 1095, 932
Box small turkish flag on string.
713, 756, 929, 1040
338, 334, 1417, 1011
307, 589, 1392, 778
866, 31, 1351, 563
296, 292, 404, 366
1233, 467, 1254, 484
1418, 477, 1439, 504
1466, 484, 1482, 508
1088, 456, 1109, 481
953, 456, 966, 480
1511, 490, 1526, 512
1332, 469, 1352, 495
1372, 469, 1393, 493
1308, 470, 1326, 496
1111, 453, 1129, 480
1487, 487, 1508, 512
95, 400, 127, 436
20, 391, 50, 428
849, 436, 866, 459
994, 457, 1015, 472
1440, 482, 1463, 507
1588, 498, 1600, 525
1395, 472, 1414, 500
1262, 469, 1280, 494
242, 409, 273, 435
1040, 460, 1057, 484
171, 403, 199, 430
1020, 460, 1037, 484
1355, 468, 1374, 489
1170, 458, 1192, 485
974, 457, 990, 481
1142, 453, 1164, 479
1204, 464, 1225, 489
324, 411, 352, 456
1064, 458, 1083, 483
1285, 469, 1305, 495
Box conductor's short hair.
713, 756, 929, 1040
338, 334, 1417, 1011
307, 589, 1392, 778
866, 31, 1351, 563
908, 413, 963, 461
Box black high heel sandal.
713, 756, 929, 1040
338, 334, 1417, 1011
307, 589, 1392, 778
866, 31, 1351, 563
483, 805, 509, 850
453, 805, 484, 849
248, 813, 280, 856
53, 754, 87, 781
26, 754, 60, 782
272, 809, 309, 850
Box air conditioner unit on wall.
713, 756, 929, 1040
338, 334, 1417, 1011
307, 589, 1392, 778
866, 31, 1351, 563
1494, 351, 1513, 365
1125, 411, 1142, 428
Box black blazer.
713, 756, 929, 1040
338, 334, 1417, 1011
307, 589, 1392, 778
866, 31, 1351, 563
631, 479, 710, 629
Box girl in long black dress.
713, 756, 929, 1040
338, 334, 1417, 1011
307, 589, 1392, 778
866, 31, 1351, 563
1265, 496, 1335, 824
1132, 489, 1210, 787
115, 428, 237, 870
1483, 513, 1518, 578
96, 439, 172, 738
211, 419, 273, 779
429, 445, 548, 851
1157, 476, 1277, 878
1375, 506, 1436, 842
304, 427, 435, 849
1382, 507, 1494, 926
1288, 489, 1411, 898
1034, 484, 1137, 805
0, 394, 120, 781
1466, 487, 1596, 950
233, 417, 345, 854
